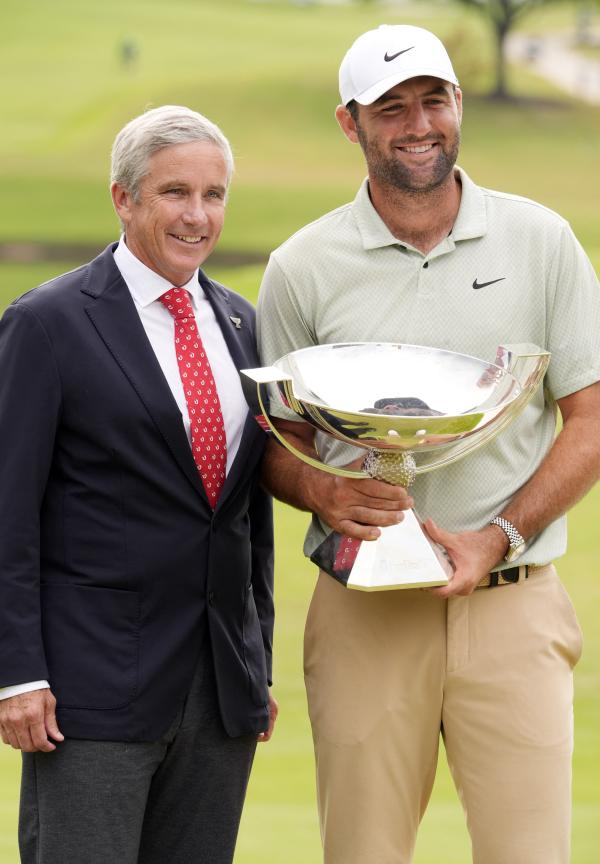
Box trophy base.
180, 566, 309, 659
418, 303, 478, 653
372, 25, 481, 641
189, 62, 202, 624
310, 510, 452, 591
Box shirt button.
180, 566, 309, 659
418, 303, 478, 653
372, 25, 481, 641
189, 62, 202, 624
423, 261, 429, 269
208, 591, 215, 605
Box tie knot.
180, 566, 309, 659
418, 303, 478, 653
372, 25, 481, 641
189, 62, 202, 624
159, 287, 194, 320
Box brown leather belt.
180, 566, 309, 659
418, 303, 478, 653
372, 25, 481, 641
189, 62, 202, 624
477, 564, 544, 589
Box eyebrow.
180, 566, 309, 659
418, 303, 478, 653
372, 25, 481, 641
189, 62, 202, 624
157, 180, 227, 195
374, 84, 451, 105
157, 179, 188, 189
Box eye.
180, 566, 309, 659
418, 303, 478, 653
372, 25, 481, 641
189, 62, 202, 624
164, 187, 185, 196
206, 189, 225, 200
425, 94, 450, 106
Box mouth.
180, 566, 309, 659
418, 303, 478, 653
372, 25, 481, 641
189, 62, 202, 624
170, 234, 206, 245
397, 142, 438, 154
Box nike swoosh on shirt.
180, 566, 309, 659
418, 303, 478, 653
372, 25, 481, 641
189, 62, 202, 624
384, 47, 415, 62
472, 277, 506, 290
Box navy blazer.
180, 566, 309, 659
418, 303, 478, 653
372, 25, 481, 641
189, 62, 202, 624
0, 244, 273, 741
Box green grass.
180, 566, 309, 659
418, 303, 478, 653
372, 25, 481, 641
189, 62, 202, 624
2, 491, 597, 864
1, 0, 599, 861
1, 0, 598, 256
577, 44, 600, 60
239, 485, 600, 864
1, 258, 599, 863
0, 262, 267, 307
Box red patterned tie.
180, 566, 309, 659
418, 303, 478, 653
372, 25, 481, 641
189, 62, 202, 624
159, 288, 226, 508
333, 536, 361, 573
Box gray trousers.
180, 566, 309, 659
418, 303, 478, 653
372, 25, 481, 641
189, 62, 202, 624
19, 650, 256, 864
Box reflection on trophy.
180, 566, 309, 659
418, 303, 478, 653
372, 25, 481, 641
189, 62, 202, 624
242, 343, 549, 591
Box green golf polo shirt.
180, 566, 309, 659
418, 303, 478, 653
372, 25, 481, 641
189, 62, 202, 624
257, 168, 600, 565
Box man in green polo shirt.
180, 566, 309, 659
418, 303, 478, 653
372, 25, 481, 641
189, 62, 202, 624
257, 23, 600, 864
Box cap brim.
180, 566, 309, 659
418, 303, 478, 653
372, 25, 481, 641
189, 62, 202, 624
351, 67, 459, 105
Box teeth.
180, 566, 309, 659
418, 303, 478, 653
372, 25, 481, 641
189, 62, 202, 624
401, 144, 434, 153
175, 235, 203, 243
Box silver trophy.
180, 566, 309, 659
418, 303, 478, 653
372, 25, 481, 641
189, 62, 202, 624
243, 343, 549, 591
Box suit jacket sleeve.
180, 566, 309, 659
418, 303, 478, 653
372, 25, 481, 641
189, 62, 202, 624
249, 477, 274, 686
0, 303, 61, 687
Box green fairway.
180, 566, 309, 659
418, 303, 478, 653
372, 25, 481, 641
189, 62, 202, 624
1, 257, 599, 862
1, 0, 599, 861
1, 0, 598, 259
4, 491, 598, 863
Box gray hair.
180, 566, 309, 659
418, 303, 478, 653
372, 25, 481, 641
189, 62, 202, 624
110, 105, 234, 201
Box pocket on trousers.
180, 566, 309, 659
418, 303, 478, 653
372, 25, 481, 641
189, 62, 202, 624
41, 583, 140, 710
554, 578, 584, 668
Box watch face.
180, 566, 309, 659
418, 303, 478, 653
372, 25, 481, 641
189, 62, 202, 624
505, 543, 526, 563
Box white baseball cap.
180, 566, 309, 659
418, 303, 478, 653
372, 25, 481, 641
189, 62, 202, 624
339, 24, 459, 106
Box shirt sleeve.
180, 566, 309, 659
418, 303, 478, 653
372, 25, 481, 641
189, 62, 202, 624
545, 222, 600, 399
0, 681, 50, 700
256, 254, 315, 421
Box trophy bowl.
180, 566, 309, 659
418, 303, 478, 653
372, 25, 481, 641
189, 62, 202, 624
242, 342, 549, 591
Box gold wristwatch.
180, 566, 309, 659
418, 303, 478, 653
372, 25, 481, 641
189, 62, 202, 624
489, 516, 526, 563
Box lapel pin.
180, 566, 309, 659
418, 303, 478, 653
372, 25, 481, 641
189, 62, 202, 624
229, 316, 242, 330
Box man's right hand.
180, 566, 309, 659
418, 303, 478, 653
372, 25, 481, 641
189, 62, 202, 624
0, 689, 64, 752
262, 420, 414, 541
307, 471, 414, 541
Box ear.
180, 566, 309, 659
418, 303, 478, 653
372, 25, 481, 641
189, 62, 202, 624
111, 181, 134, 225
335, 104, 360, 144
454, 86, 463, 126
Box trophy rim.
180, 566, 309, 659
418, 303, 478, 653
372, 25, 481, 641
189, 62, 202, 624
276, 341, 521, 420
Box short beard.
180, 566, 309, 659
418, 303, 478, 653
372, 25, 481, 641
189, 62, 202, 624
356, 123, 460, 195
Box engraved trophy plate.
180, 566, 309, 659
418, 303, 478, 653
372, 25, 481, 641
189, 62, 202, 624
242, 343, 549, 591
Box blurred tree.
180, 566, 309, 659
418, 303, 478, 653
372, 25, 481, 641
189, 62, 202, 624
452, 0, 563, 98
575, 1, 597, 44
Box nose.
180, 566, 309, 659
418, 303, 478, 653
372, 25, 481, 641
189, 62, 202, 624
403, 101, 432, 138
182, 194, 208, 226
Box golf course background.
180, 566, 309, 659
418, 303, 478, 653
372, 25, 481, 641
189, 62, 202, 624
0, 1, 598, 861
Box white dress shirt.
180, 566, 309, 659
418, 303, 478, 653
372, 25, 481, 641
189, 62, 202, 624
0, 238, 250, 701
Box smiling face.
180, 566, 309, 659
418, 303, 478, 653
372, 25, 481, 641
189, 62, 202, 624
337, 76, 462, 195
111, 140, 228, 286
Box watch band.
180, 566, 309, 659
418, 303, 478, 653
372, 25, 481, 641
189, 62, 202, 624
489, 516, 525, 554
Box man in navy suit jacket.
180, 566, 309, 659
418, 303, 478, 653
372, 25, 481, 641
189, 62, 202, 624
0, 105, 276, 864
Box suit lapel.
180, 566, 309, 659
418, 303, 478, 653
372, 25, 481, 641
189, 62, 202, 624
199, 272, 254, 371
82, 248, 209, 503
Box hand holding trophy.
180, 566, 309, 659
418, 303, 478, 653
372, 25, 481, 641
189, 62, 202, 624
243, 343, 549, 591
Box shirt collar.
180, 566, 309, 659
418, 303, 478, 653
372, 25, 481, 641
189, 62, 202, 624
113, 237, 204, 309
451, 167, 488, 241
351, 166, 488, 251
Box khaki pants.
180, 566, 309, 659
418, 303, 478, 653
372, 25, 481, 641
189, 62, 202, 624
304, 565, 582, 864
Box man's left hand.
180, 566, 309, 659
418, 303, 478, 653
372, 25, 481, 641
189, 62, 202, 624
257, 691, 278, 743
424, 519, 508, 597
0, 688, 64, 752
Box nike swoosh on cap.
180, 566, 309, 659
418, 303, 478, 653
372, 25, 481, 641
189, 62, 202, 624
472, 277, 506, 290
384, 47, 415, 63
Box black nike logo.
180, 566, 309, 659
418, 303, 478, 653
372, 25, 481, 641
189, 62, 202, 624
472, 277, 506, 290
384, 47, 415, 63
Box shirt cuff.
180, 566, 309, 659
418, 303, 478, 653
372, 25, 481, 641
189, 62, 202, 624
0, 681, 50, 700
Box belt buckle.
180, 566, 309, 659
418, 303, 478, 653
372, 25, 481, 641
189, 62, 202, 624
478, 565, 528, 589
